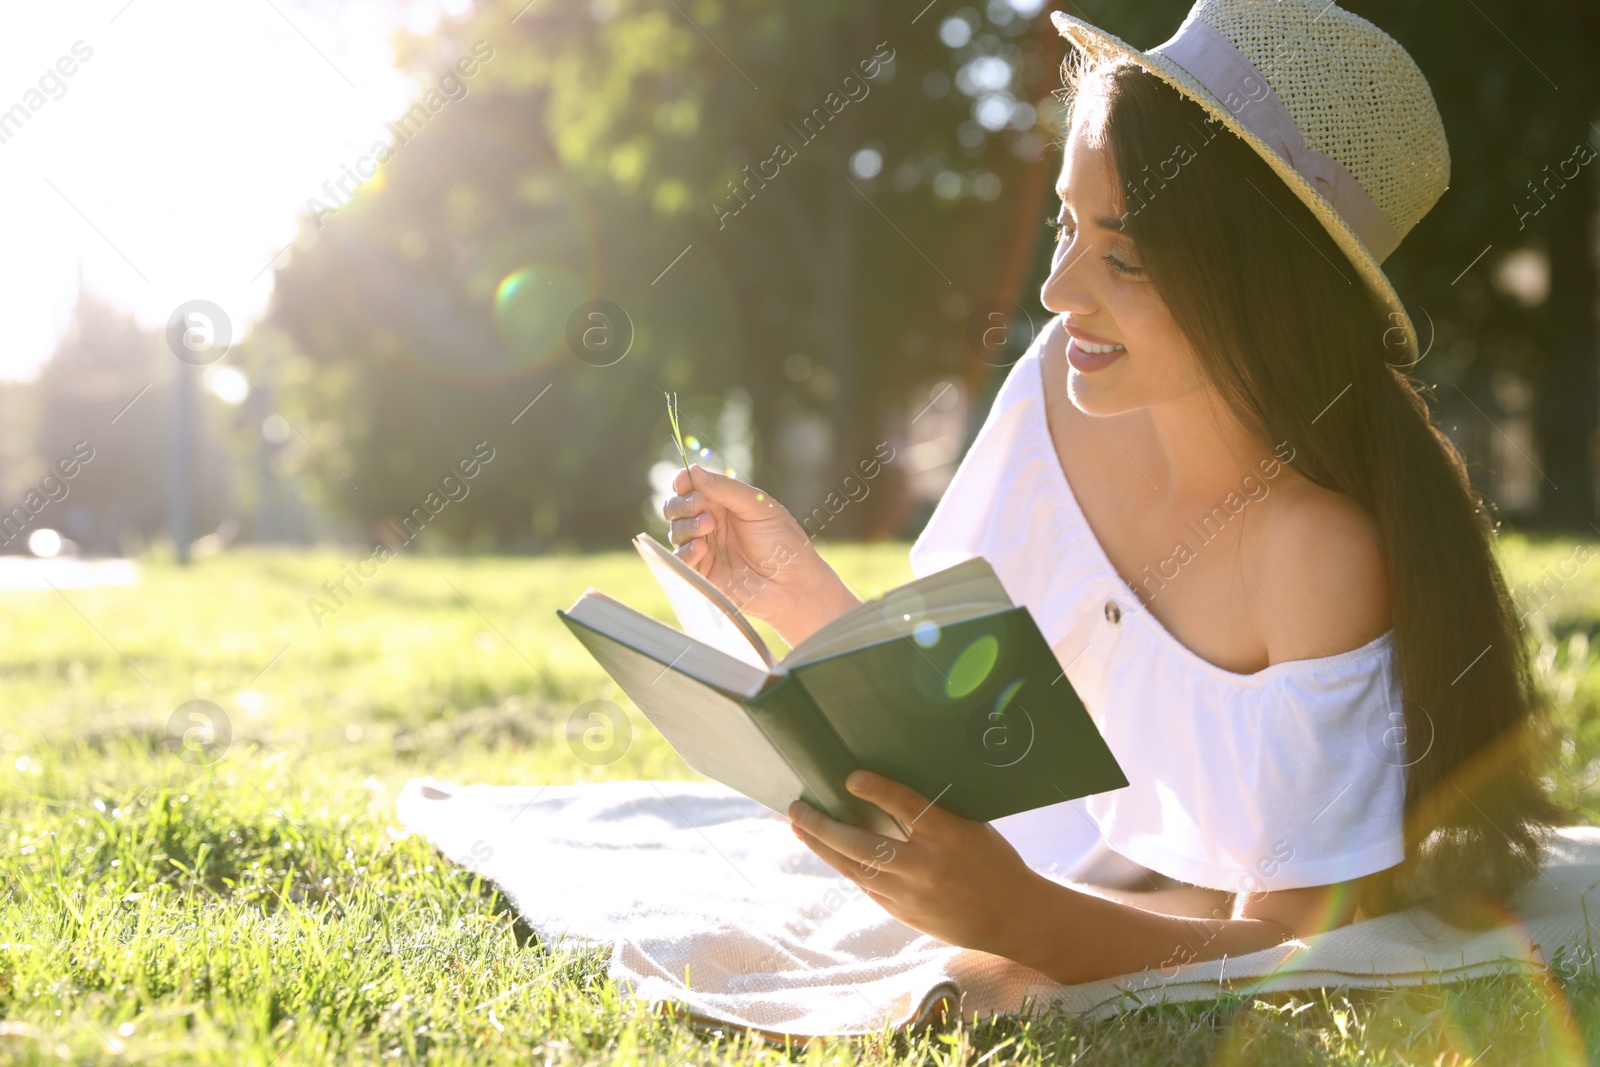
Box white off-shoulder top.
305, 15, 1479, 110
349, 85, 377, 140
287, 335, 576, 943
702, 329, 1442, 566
908, 322, 1407, 892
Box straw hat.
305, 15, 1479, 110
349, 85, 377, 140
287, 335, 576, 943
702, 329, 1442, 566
1050, 0, 1449, 356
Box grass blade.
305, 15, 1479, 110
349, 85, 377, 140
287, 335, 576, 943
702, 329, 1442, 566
665, 391, 724, 575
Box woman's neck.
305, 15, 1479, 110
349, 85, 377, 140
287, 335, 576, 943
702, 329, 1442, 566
1136, 388, 1289, 507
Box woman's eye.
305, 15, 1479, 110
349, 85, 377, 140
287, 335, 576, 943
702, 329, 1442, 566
1104, 253, 1144, 277
1048, 213, 1144, 277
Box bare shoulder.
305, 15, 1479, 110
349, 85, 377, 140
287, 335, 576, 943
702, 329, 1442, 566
1243, 475, 1391, 665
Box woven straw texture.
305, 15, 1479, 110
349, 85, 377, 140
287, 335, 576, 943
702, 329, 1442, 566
1198, 0, 1449, 242
1051, 0, 1450, 355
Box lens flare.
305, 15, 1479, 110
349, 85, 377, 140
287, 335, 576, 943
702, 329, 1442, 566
945, 635, 1000, 699
333, 120, 607, 385
492, 265, 586, 369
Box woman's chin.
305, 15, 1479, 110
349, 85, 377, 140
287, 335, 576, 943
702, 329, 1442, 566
1066, 373, 1136, 417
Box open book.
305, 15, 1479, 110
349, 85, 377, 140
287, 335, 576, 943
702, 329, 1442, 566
556, 532, 1127, 840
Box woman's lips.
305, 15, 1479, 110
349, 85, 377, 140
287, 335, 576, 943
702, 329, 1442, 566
1064, 322, 1120, 346
1066, 334, 1125, 372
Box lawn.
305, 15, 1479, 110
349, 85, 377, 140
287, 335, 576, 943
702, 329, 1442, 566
2, 536, 1598, 1065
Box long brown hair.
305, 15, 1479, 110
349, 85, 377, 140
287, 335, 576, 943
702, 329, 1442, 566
1060, 57, 1563, 925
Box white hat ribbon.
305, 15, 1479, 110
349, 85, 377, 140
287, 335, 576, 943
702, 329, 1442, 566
1150, 16, 1403, 263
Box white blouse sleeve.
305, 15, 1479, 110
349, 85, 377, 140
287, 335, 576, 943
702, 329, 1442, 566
1084, 648, 1409, 892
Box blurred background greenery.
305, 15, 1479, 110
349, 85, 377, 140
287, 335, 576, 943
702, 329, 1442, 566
2, 0, 1596, 559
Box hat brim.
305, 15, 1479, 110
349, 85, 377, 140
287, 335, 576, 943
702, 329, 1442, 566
1048, 10, 1421, 358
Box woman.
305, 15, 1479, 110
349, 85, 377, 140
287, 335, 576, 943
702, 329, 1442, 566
661, 0, 1560, 986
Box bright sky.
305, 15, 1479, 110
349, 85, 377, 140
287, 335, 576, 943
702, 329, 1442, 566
0, 0, 467, 381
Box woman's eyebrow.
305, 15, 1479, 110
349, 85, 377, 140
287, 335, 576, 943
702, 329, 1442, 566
1054, 190, 1126, 232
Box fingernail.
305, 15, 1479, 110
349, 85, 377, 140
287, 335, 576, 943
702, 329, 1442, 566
846, 771, 871, 795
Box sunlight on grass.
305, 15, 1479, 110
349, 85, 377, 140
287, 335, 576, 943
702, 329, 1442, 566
0, 535, 1596, 1064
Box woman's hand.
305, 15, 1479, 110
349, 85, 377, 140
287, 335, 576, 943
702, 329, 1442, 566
662, 463, 859, 647
787, 770, 1046, 958
792, 774, 1337, 985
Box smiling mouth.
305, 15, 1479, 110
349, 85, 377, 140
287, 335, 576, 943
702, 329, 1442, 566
1074, 339, 1124, 354
1065, 334, 1126, 373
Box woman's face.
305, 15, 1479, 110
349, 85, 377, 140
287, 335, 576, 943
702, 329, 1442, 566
1039, 82, 1209, 416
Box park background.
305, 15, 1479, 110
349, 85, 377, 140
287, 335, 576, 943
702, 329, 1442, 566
5, 0, 1597, 554
3, 0, 1599, 1064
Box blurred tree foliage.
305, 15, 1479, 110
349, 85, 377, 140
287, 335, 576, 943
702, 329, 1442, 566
27, 290, 232, 555
1349, 0, 1599, 530
260, 0, 1597, 547
23, 0, 1591, 555
264, 0, 1103, 548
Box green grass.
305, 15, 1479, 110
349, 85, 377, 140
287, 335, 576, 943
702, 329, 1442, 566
1, 535, 1598, 1065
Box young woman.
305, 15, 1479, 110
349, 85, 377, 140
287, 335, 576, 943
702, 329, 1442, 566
660, 0, 1560, 985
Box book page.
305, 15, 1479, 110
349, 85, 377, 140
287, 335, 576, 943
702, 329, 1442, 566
633, 532, 774, 672
561, 591, 770, 698
558, 610, 810, 816
780, 556, 1013, 668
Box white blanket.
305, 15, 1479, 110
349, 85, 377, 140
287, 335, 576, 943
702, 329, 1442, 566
395, 777, 1600, 1039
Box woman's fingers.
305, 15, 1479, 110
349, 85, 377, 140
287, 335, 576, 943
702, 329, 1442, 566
792, 816, 905, 895
789, 800, 887, 868
668, 465, 773, 522
686, 464, 779, 521
844, 771, 946, 834
794, 823, 874, 881
668, 513, 714, 546
672, 536, 705, 565
662, 489, 702, 523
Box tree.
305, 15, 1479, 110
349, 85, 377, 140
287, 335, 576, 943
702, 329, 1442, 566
268, 0, 1134, 545
30, 286, 232, 555
1345, 0, 1599, 529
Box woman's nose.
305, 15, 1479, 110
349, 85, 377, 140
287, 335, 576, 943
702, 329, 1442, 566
1040, 239, 1096, 316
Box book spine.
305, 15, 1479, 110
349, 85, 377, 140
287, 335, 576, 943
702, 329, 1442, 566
747, 673, 909, 841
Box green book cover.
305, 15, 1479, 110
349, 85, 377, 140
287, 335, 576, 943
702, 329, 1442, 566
556, 534, 1128, 839
780, 606, 1128, 823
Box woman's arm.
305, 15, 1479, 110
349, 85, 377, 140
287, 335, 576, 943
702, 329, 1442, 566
1000, 876, 1355, 985
1066, 877, 1231, 919
788, 770, 1362, 986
